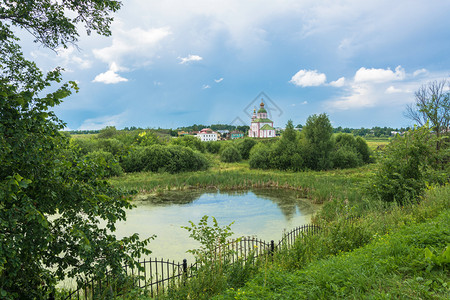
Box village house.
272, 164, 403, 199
230, 130, 244, 139
196, 128, 218, 142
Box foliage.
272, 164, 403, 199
171, 135, 205, 152
248, 143, 272, 169
220, 145, 242, 163
303, 113, 334, 170
237, 138, 257, 160
98, 126, 119, 139
0, 1, 154, 299
121, 145, 210, 173
206, 141, 222, 154
85, 150, 124, 178
366, 125, 442, 203
269, 120, 304, 171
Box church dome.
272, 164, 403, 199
257, 99, 267, 113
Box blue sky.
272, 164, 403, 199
23, 0, 450, 130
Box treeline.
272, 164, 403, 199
332, 126, 410, 137
250, 114, 374, 171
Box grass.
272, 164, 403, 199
109, 159, 373, 205
214, 185, 450, 299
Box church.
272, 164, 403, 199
248, 100, 276, 138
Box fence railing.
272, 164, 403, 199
58, 223, 320, 299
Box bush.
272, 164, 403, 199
171, 135, 205, 152
220, 145, 242, 163
85, 150, 124, 177
366, 125, 439, 203
121, 145, 209, 173
237, 138, 257, 160
249, 143, 272, 169
331, 146, 363, 169
205, 141, 222, 154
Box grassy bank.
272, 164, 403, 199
215, 185, 450, 299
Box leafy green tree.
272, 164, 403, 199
367, 125, 441, 203
0, 1, 153, 298
303, 113, 334, 170
271, 120, 303, 171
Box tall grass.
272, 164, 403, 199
109, 162, 371, 205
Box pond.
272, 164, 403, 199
113, 188, 320, 262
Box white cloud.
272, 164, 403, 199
330, 84, 375, 110
215, 78, 224, 83
290, 69, 327, 87
92, 62, 128, 84
202, 84, 211, 89
179, 54, 203, 64
385, 86, 404, 94
301, 101, 308, 105
329, 77, 346, 87
78, 112, 128, 130
354, 66, 405, 83
93, 25, 171, 66
413, 68, 428, 77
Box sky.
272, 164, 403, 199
21, 0, 450, 130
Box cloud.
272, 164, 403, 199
330, 84, 375, 110
354, 66, 405, 83
93, 25, 171, 66
179, 54, 203, 64
413, 68, 428, 77
202, 84, 211, 89
93, 62, 128, 84
78, 112, 128, 130
290, 69, 327, 87
385, 86, 404, 94
301, 101, 308, 105
329, 77, 346, 87
214, 78, 224, 83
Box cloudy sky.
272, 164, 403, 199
23, 0, 450, 130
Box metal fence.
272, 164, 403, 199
57, 223, 320, 299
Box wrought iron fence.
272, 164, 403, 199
56, 223, 321, 299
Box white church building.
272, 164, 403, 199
248, 100, 276, 138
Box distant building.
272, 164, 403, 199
196, 128, 218, 142
177, 131, 189, 136
230, 130, 244, 139
248, 100, 276, 138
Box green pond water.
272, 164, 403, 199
113, 188, 320, 262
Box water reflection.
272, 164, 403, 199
116, 189, 319, 261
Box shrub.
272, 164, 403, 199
205, 141, 222, 154
237, 138, 257, 160
85, 150, 123, 178
366, 125, 438, 203
249, 143, 272, 169
331, 146, 363, 169
220, 145, 242, 163
121, 145, 209, 173
171, 135, 205, 152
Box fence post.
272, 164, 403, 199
182, 258, 187, 285
269, 240, 275, 257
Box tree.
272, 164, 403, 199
0, 1, 153, 298
303, 113, 334, 170
405, 79, 450, 149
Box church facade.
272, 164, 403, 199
248, 100, 276, 138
